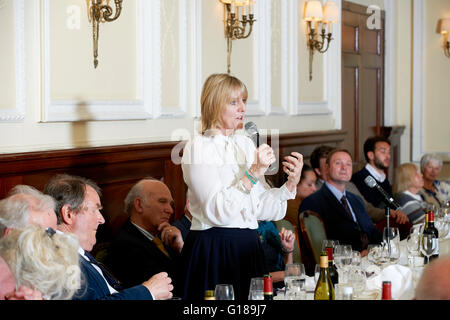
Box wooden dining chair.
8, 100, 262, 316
298, 210, 328, 274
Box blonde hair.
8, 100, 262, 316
200, 73, 247, 134
0, 225, 81, 300
394, 163, 419, 193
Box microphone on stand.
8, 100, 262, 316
244, 122, 277, 173
363, 176, 400, 210
364, 175, 399, 247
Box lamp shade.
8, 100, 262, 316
441, 18, 450, 33
304, 0, 323, 22
323, 1, 339, 23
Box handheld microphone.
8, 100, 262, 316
244, 122, 276, 173
364, 175, 400, 210
244, 122, 260, 146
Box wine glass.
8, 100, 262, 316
420, 233, 438, 264
321, 239, 339, 251
248, 277, 264, 300
348, 267, 367, 298
351, 250, 361, 267
214, 284, 235, 300
334, 245, 352, 283
284, 263, 305, 300
383, 227, 400, 264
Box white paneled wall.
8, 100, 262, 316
0, 0, 341, 153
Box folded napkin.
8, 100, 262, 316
364, 264, 414, 300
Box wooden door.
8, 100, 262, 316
341, 1, 385, 169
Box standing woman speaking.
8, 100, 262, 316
178, 73, 303, 300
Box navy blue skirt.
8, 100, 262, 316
176, 227, 267, 301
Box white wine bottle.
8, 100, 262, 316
314, 251, 335, 300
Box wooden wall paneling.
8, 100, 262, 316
0, 131, 353, 248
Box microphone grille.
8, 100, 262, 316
364, 175, 377, 188
244, 122, 258, 135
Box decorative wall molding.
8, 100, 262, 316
160, 0, 188, 118
245, 0, 269, 116
292, 0, 342, 121
383, 0, 395, 126
0, 0, 25, 122
189, 0, 202, 119
41, 0, 160, 122
268, 0, 289, 115
412, 0, 425, 162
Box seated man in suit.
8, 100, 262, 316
299, 149, 382, 254
106, 178, 182, 289
351, 136, 411, 239
44, 174, 173, 300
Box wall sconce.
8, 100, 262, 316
303, 0, 339, 81
86, 0, 123, 68
219, 0, 256, 74
440, 18, 450, 58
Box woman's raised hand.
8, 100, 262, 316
282, 152, 303, 193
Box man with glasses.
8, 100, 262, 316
44, 174, 173, 300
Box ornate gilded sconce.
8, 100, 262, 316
86, 0, 123, 68
219, 0, 256, 74
440, 18, 450, 58
303, 0, 339, 81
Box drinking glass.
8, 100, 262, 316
334, 245, 352, 283
214, 284, 235, 300
248, 277, 264, 300
321, 239, 339, 251
284, 263, 305, 300
383, 227, 400, 264
314, 264, 321, 284
406, 231, 420, 267
348, 267, 367, 298
351, 251, 361, 267
420, 233, 438, 264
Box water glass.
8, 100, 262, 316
335, 283, 353, 300
215, 284, 235, 300
248, 277, 264, 300
284, 263, 306, 300
382, 227, 400, 264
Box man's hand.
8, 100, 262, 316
390, 210, 409, 224
158, 222, 184, 253
142, 272, 173, 300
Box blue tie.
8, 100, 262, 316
84, 250, 122, 291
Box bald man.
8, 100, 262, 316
415, 256, 450, 300
106, 178, 182, 289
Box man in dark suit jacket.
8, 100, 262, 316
299, 149, 382, 253
351, 136, 412, 239
44, 174, 173, 300
106, 178, 183, 289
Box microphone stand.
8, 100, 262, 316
385, 206, 391, 258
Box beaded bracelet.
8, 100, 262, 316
247, 168, 258, 181
245, 170, 257, 185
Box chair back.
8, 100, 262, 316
274, 219, 302, 264
298, 210, 327, 267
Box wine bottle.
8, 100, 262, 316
263, 275, 273, 300
381, 281, 392, 300
314, 251, 335, 300
324, 246, 339, 286
424, 210, 439, 263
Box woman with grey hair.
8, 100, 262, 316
0, 225, 81, 300
418, 153, 450, 208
